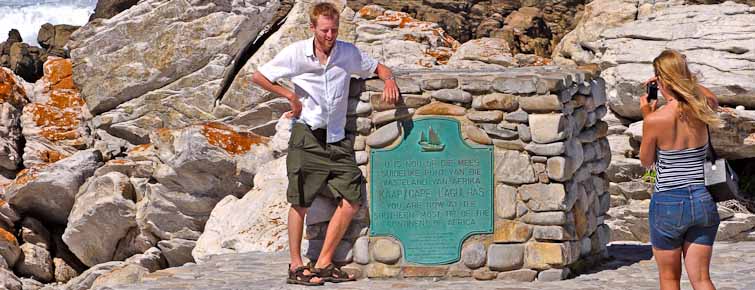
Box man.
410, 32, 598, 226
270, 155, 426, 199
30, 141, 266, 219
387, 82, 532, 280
252, 2, 399, 286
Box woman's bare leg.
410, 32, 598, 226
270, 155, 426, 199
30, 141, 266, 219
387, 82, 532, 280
653, 246, 683, 290
682, 242, 716, 290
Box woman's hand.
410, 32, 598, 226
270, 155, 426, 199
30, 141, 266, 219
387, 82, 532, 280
640, 93, 657, 118
640, 76, 658, 118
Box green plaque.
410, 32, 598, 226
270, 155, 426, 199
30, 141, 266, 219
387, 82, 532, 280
370, 117, 494, 265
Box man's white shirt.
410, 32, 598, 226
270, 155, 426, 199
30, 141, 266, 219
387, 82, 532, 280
258, 38, 378, 143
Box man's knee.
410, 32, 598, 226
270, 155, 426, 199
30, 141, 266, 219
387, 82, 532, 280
339, 199, 361, 215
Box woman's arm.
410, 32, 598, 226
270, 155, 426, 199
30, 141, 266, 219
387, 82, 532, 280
639, 115, 658, 168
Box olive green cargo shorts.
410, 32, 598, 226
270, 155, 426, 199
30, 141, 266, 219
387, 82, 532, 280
286, 122, 363, 207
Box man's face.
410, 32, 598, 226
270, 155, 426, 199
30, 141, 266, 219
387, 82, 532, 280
310, 15, 339, 52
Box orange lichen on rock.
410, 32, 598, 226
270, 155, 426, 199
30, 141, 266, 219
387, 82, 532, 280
27, 103, 81, 141
201, 122, 269, 155
0, 227, 17, 244
49, 90, 84, 109
13, 167, 42, 186
45, 58, 76, 91
40, 150, 66, 163
128, 144, 154, 154
0, 68, 27, 107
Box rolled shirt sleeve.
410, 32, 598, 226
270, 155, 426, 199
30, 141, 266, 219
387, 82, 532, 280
257, 45, 298, 83
353, 50, 378, 79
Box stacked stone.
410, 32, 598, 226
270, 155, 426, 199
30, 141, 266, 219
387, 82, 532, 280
302, 66, 612, 281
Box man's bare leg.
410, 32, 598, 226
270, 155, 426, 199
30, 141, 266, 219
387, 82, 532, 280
314, 199, 360, 269
288, 205, 308, 269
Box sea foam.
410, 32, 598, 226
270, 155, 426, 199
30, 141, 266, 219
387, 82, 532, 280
0, 0, 96, 46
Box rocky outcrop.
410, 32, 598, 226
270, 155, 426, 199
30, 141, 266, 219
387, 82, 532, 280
89, 0, 140, 20
69, 0, 281, 117
554, 0, 755, 120
37, 24, 79, 58
21, 58, 92, 168
0, 67, 28, 173
0, 30, 46, 83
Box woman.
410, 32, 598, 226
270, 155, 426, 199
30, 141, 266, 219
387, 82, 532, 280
639, 49, 721, 290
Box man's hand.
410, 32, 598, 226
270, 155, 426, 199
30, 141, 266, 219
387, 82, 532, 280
285, 93, 303, 119
382, 78, 399, 104
640, 93, 657, 118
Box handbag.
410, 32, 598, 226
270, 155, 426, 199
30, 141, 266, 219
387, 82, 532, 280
704, 125, 740, 202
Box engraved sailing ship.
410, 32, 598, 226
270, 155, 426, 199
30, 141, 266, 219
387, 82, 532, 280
419, 126, 445, 152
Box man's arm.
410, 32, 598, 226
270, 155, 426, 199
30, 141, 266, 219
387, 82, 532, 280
375, 63, 399, 105
252, 72, 302, 118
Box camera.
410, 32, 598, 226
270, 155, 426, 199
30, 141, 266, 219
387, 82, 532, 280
647, 82, 658, 101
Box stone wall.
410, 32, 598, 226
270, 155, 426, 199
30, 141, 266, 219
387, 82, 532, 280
304, 66, 611, 281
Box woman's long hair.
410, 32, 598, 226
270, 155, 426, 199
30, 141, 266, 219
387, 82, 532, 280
652, 49, 722, 127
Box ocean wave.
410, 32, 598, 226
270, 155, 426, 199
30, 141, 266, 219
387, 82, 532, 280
0, 1, 96, 46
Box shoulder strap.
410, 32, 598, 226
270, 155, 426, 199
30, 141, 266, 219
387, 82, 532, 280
706, 125, 719, 161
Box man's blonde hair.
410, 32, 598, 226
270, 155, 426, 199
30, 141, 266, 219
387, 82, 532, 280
653, 49, 721, 127
310, 2, 339, 25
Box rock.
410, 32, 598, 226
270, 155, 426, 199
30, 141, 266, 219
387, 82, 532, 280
494, 220, 533, 243
370, 93, 431, 111
191, 157, 292, 261
482, 123, 519, 140
495, 149, 536, 185
562, 1, 755, 119
20, 58, 91, 168
0, 200, 20, 233
487, 244, 524, 271
501, 7, 552, 57
19, 278, 42, 290
519, 95, 563, 113
372, 108, 415, 125
533, 226, 574, 241
37, 24, 79, 57
353, 237, 369, 265
0, 228, 20, 268
448, 38, 516, 67
611, 181, 652, 201
625, 121, 643, 142
0, 268, 21, 290
5, 149, 103, 224
15, 243, 53, 282
524, 242, 567, 270
70, 0, 280, 115
493, 76, 538, 94
157, 239, 195, 267
371, 238, 401, 265
431, 89, 472, 104
415, 102, 466, 116
53, 257, 78, 283
538, 268, 570, 281
526, 142, 565, 157
495, 184, 517, 219
608, 134, 638, 157
521, 211, 567, 226
61, 261, 124, 290
497, 268, 538, 282
353, 10, 460, 70
124, 247, 167, 273
366, 121, 401, 148
606, 155, 645, 182
529, 114, 569, 143
519, 183, 568, 212
505, 109, 529, 124
0, 68, 28, 172
89, 0, 139, 20
7, 42, 45, 82
19, 217, 50, 249
466, 110, 504, 123
63, 171, 137, 267
462, 125, 492, 145
472, 94, 519, 112
462, 242, 486, 269
89, 263, 148, 289
472, 268, 498, 281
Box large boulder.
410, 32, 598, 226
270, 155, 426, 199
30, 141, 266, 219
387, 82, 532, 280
192, 157, 290, 262
37, 24, 79, 58
14, 243, 54, 282
21, 58, 92, 168
4, 149, 103, 224
69, 0, 281, 127
220, 0, 351, 115
62, 172, 138, 267
0, 68, 27, 172
89, 0, 140, 20
556, 0, 755, 120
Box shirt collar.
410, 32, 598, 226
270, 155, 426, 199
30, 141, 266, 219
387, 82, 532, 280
305, 37, 315, 57
305, 37, 338, 59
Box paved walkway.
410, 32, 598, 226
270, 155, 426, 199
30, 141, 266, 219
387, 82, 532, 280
102, 242, 755, 290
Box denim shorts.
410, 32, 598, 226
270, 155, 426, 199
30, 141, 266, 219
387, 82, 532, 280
649, 184, 720, 250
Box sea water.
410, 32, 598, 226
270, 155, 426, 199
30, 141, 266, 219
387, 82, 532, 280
0, 0, 97, 46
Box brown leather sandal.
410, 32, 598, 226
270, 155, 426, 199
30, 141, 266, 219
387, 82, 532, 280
286, 264, 324, 286
311, 263, 355, 283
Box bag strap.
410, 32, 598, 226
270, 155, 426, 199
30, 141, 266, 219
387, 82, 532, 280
706, 125, 719, 161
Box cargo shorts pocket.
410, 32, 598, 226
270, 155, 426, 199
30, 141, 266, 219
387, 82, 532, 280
654, 201, 684, 231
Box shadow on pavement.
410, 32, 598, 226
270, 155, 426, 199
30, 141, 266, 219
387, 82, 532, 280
581, 243, 654, 275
